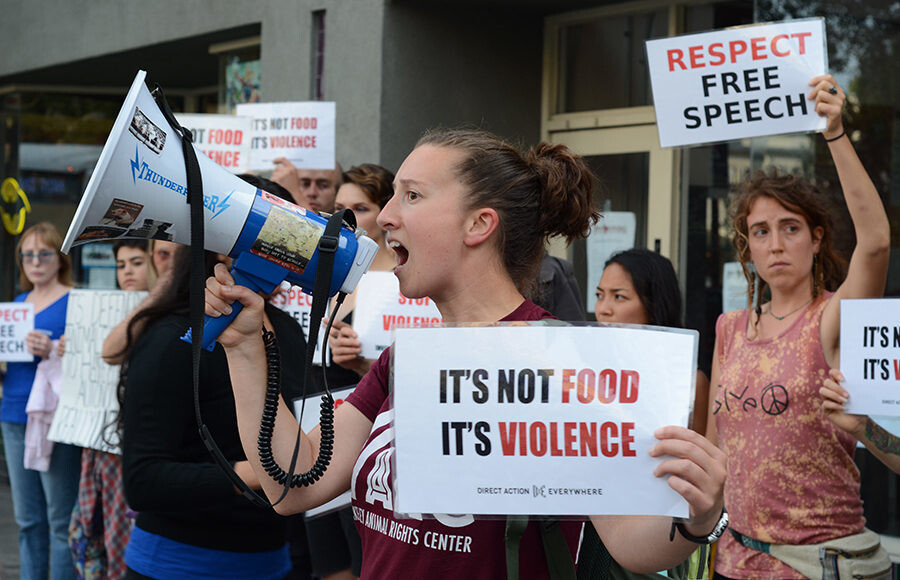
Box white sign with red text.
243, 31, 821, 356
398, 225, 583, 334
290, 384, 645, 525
840, 299, 900, 416
175, 114, 252, 173
392, 323, 697, 516
646, 18, 827, 147
235, 102, 336, 171
351, 271, 442, 360
269, 285, 327, 365
0, 302, 35, 362
293, 385, 356, 518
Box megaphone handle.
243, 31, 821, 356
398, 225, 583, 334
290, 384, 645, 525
197, 267, 281, 351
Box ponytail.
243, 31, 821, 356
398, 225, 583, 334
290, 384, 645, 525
417, 128, 599, 292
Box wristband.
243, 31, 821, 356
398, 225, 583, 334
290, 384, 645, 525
823, 130, 846, 143
669, 507, 729, 544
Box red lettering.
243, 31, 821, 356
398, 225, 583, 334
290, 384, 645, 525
563, 422, 577, 456
729, 40, 748, 63
688, 45, 705, 69
498, 422, 518, 456
791, 31, 811, 54
577, 369, 594, 403
530, 422, 547, 456
561, 369, 575, 403
708, 42, 726, 66
894, 359, 900, 380
579, 423, 597, 456
620, 370, 639, 403
771, 34, 790, 57
600, 422, 619, 457
234, 130, 243, 145
597, 369, 617, 404
667, 48, 685, 71
621, 422, 636, 456
550, 422, 563, 456
0, 308, 29, 322
750, 36, 766, 60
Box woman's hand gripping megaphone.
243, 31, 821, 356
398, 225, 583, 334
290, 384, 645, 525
205, 263, 267, 350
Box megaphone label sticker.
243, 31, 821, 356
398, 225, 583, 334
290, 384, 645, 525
75, 226, 127, 243
125, 218, 175, 241
129, 107, 166, 155
99, 198, 142, 228
251, 205, 323, 275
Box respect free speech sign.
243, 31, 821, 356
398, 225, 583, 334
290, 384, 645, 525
646, 18, 827, 148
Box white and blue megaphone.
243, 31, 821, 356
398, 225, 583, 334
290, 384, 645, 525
62, 70, 378, 350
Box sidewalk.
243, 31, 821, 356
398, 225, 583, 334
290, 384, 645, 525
0, 477, 19, 580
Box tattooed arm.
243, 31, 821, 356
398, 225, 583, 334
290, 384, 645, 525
822, 368, 900, 474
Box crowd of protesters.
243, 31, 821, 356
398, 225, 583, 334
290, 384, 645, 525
0, 72, 895, 580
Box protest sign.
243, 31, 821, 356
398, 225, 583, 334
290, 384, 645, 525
391, 323, 697, 517
48, 290, 146, 452
646, 18, 827, 147
235, 102, 336, 171
176, 114, 252, 173
585, 212, 636, 310
0, 302, 35, 362
722, 262, 750, 313
840, 299, 900, 416
293, 385, 357, 518
269, 285, 327, 364
352, 271, 442, 359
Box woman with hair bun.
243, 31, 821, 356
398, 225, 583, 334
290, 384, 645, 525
206, 128, 726, 578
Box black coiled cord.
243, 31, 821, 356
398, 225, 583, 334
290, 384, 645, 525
257, 328, 335, 487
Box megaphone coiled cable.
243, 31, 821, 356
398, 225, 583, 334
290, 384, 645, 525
258, 327, 335, 487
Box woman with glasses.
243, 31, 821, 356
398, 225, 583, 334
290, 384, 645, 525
3, 221, 80, 580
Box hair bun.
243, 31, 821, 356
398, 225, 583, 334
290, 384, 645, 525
526, 142, 599, 242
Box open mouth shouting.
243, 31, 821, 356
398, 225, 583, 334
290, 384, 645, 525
387, 239, 409, 272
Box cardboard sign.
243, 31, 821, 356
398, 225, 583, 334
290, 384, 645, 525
840, 299, 900, 416
585, 212, 636, 310
48, 290, 147, 452
392, 324, 697, 517
0, 302, 35, 362
176, 114, 252, 173
352, 271, 442, 359
269, 285, 327, 364
293, 385, 357, 518
235, 102, 336, 171
646, 18, 827, 147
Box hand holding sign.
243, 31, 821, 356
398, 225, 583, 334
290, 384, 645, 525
649, 425, 726, 533
808, 74, 845, 139
326, 318, 369, 376
819, 368, 866, 438
26, 329, 54, 359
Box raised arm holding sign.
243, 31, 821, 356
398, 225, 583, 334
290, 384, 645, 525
207, 129, 726, 578
706, 76, 892, 578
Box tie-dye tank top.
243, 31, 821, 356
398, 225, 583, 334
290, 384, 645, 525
713, 294, 864, 579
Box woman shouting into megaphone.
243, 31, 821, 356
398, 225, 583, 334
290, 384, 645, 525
206, 128, 727, 579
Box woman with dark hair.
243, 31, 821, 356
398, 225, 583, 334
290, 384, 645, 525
115, 247, 307, 579
206, 128, 726, 578
595, 248, 709, 434
707, 76, 891, 578
3, 221, 79, 580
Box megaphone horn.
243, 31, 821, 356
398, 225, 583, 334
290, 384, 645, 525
63, 70, 378, 349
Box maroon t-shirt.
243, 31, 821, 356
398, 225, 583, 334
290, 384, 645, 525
345, 299, 583, 579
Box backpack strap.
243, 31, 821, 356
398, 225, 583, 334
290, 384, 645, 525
505, 516, 579, 580
506, 515, 529, 580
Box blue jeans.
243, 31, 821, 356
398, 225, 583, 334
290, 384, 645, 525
2, 421, 81, 580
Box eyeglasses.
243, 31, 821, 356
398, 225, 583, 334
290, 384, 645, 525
20, 251, 57, 264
